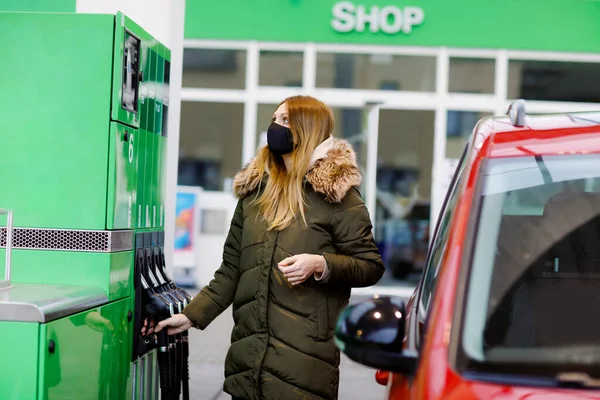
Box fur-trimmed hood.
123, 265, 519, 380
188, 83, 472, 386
232, 137, 362, 203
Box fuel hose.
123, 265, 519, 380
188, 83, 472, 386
174, 333, 183, 398
168, 334, 178, 399
182, 329, 190, 400
157, 329, 171, 400
141, 274, 175, 400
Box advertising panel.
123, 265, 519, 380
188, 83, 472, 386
173, 186, 202, 270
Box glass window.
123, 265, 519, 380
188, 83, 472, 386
449, 58, 495, 94
256, 103, 277, 149
178, 102, 244, 191
259, 51, 303, 87
316, 53, 436, 91
329, 107, 368, 174
462, 154, 600, 379
419, 149, 466, 315
446, 110, 489, 158
508, 60, 600, 103
374, 110, 435, 286
182, 48, 246, 89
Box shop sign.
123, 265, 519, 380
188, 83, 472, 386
331, 1, 425, 34
186, 1, 600, 54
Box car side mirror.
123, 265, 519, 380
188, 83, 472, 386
334, 295, 418, 375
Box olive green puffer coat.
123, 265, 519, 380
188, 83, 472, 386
182, 138, 385, 400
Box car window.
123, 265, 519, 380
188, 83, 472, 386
461, 154, 600, 378
416, 148, 468, 341
419, 164, 465, 312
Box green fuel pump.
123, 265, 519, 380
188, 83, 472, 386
0, 11, 189, 399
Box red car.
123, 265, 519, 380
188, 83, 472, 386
335, 100, 600, 399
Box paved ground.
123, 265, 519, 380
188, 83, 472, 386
186, 288, 414, 400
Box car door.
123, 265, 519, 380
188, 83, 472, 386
386, 145, 469, 398
414, 144, 468, 349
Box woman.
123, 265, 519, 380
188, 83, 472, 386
156, 95, 385, 400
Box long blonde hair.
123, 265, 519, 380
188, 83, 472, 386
253, 96, 334, 231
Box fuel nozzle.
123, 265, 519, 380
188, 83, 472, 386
133, 233, 192, 400
156, 244, 192, 303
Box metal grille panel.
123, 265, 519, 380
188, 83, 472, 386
0, 228, 133, 252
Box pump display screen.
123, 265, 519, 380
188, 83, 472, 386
122, 30, 141, 113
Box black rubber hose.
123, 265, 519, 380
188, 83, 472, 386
157, 330, 171, 400
169, 335, 178, 399
175, 333, 183, 397
182, 330, 190, 400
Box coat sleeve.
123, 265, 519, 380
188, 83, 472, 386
181, 198, 244, 329
322, 188, 385, 287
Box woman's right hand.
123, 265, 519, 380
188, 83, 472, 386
154, 313, 194, 335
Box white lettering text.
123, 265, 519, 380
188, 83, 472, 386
331, 2, 425, 35
331, 1, 356, 33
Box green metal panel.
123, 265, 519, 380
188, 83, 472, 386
147, 42, 158, 228
137, 130, 148, 228
184, 0, 600, 53
148, 48, 157, 135
159, 135, 167, 227
137, 31, 155, 229
155, 132, 163, 228
0, 0, 76, 12
155, 49, 165, 138
146, 132, 152, 229
0, 321, 40, 399
155, 45, 166, 227
0, 249, 133, 301
0, 12, 115, 230
0, 10, 170, 399
0, 12, 165, 231
38, 298, 132, 399
147, 46, 157, 228
145, 45, 156, 228
139, 31, 152, 137
159, 48, 171, 227
107, 123, 139, 230
149, 131, 158, 228
152, 44, 165, 228
158, 136, 165, 227
144, 129, 152, 229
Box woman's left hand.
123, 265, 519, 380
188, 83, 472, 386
278, 254, 325, 286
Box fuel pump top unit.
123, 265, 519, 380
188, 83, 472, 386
0, 11, 190, 399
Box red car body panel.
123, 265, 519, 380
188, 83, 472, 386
379, 112, 600, 399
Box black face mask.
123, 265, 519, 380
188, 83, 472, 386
267, 122, 295, 155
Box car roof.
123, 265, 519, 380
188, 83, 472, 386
475, 108, 600, 158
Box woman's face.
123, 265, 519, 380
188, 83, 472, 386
273, 102, 290, 127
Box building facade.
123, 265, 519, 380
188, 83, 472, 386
179, 0, 600, 290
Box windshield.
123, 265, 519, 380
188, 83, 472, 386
462, 154, 600, 378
